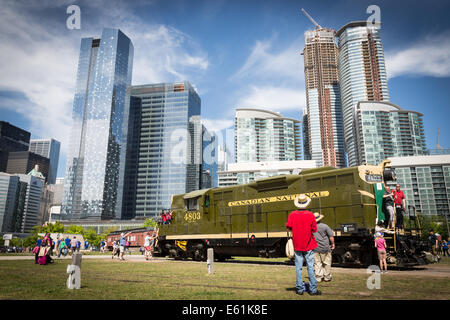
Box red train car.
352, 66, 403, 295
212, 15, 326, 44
106, 227, 156, 250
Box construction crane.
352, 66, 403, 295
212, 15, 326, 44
301, 8, 322, 29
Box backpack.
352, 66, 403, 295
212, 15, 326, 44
125, 241, 129, 247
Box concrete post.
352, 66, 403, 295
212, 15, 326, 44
207, 248, 214, 275
72, 251, 82, 266
67, 252, 82, 289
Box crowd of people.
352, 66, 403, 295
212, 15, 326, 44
31, 234, 108, 265
159, 210, 173, 225
31, 228, 160, 265
429, 230, 450, 262
286, 192, 407, 296
286, 190, 450, 296
381, 183, 450, 263
26, 191, 449, 297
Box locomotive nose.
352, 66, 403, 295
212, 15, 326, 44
383, 167, 396, 182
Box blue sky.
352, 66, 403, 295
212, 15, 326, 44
1, 0, 450, 178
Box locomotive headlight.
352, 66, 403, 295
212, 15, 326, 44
383, 167, 396, 182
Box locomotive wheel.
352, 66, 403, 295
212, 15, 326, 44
332, 253, 343, 266
193, 248, 206, 261
215, 255, 228, 262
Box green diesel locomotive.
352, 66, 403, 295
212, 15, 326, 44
155, 160, 427, 267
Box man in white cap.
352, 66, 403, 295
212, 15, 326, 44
286, 194, 321, 296
313, 212, 334, 283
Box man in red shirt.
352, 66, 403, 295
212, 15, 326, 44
286, 194, 321, 296
392, 184, 406, 229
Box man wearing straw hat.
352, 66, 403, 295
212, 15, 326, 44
286, 194, 321, 296
313, 212, 335, 283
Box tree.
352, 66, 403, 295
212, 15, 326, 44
100, 227, 117, 242
40, 221, 65, 234
83, 228, 101, 247
10, 238, 22, 248
29, 221, 65, 236
414, 215, 449, 242
65, 225, 84, 235
23, 235, 38, 248
31, 225, 41, 236
143, 218, 158, 228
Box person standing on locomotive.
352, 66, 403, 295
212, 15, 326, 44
393, 184, 406, 229
382, 185, 395, 229
286, 194, 321, 296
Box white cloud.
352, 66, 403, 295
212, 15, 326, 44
0, 2, 210, 177
127, 24, 209, 85
229, 35, 305, 119
231, 36, 304, 81
386, 31, 450, 78
0, 5, 78, 152
237, 85, 306, 113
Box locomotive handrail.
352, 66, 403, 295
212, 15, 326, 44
210, 203, 378, 237
215, 202, 377, 216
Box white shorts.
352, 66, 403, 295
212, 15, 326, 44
120, 245, 125, 253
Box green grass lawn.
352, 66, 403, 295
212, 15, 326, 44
0, 257, 449, 300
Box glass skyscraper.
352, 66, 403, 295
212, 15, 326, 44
201, 125, 218, 189
0, 172, 39, 233
29, 138, 60, 184
0, 173, 21, 232
388, 155, 450, 216
353, 101, 426, 165
61, 28, 134, 220
116, 82, 202, 220
235, 108, 301, 164
0, 121, 30, 172
336, 22, 390, 167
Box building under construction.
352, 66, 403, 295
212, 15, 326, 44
301, 9, 346, 168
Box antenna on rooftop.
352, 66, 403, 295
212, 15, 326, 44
301, 8, 322, 29
437, 127, 443, 149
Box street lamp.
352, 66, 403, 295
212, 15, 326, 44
444, 213, 450, 240
439, 213, 450, 240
